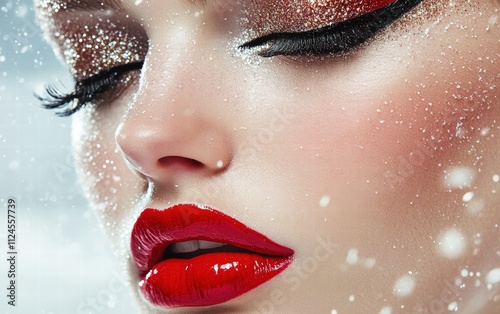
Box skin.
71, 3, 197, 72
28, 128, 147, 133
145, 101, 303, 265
37, 0, 500, 313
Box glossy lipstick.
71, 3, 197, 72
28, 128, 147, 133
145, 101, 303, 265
130, 204, 294, 308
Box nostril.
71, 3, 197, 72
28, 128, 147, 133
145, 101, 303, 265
157, 156, 205, 171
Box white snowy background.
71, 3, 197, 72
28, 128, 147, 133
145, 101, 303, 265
1, 1, 136, 313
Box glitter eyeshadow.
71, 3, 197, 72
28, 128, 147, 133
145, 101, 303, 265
36, 0, 147, 80
245, 0, 397, 35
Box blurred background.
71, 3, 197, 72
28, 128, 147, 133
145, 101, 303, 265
1, 0, 135, 312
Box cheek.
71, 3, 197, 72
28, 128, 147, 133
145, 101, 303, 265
372, 26, 499, 193
286, 17, 499, 198
71, 96, 144, 238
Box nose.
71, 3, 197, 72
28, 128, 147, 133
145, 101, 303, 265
115, 61, 233, 184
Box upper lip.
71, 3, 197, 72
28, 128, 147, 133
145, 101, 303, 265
130, 204, 294, 275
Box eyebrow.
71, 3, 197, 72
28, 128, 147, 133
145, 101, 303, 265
44, 0, 213, 14
183, 0, 208, 6
53, 0, 125, 12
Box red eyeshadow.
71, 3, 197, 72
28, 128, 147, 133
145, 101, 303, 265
247, 0, 400, 34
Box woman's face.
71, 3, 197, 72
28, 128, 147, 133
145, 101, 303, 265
37, 0, 500, 313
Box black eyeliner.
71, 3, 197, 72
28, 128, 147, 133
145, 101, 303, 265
38, 61, 143, 117
240, 0, 425, 57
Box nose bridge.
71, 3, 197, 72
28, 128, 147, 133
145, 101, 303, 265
115, 31, 233, 182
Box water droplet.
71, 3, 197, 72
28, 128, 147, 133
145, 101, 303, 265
15, 4, 27, 17
485, 268, 500, 285
363, 257, 376, 268
443, 166, 476, 189
480, 127, 490, 136
393, 275, 416, 297
448, 301, 458, 311
319, 195, 330, 207
465, 198, 485, 215
487, 15, 498, 31
379, 306, 392, 314
346, 248, 358, 265
462, 191, 474, 202
8, 160, 19, 169
436, 228, 466, 259
461, 269, 469, 277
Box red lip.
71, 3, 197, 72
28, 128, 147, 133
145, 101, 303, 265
130, 204, 294, 308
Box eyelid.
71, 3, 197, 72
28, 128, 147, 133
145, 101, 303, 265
40, 8, 148, 81
240, 0, 425, 57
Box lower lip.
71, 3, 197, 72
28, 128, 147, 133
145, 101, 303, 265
140, 252, 293, 307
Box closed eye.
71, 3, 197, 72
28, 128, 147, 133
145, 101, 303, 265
239, 0, 425, 57
38, 61, 144, 117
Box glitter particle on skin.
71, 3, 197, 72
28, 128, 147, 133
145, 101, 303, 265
462, 191, 474, 202
246, 0, 397, 35
436, 228, 467, 260
393, 275, 416, 297
36, 0, 147, 79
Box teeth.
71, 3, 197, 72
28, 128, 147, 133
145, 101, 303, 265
198, 240, 226, 250
170, 240, 227, 254
171, 240, 199, 253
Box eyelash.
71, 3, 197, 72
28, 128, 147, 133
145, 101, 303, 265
239, 0, 424, 57
39, 61, 143, 117
41, 0, 423, 117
